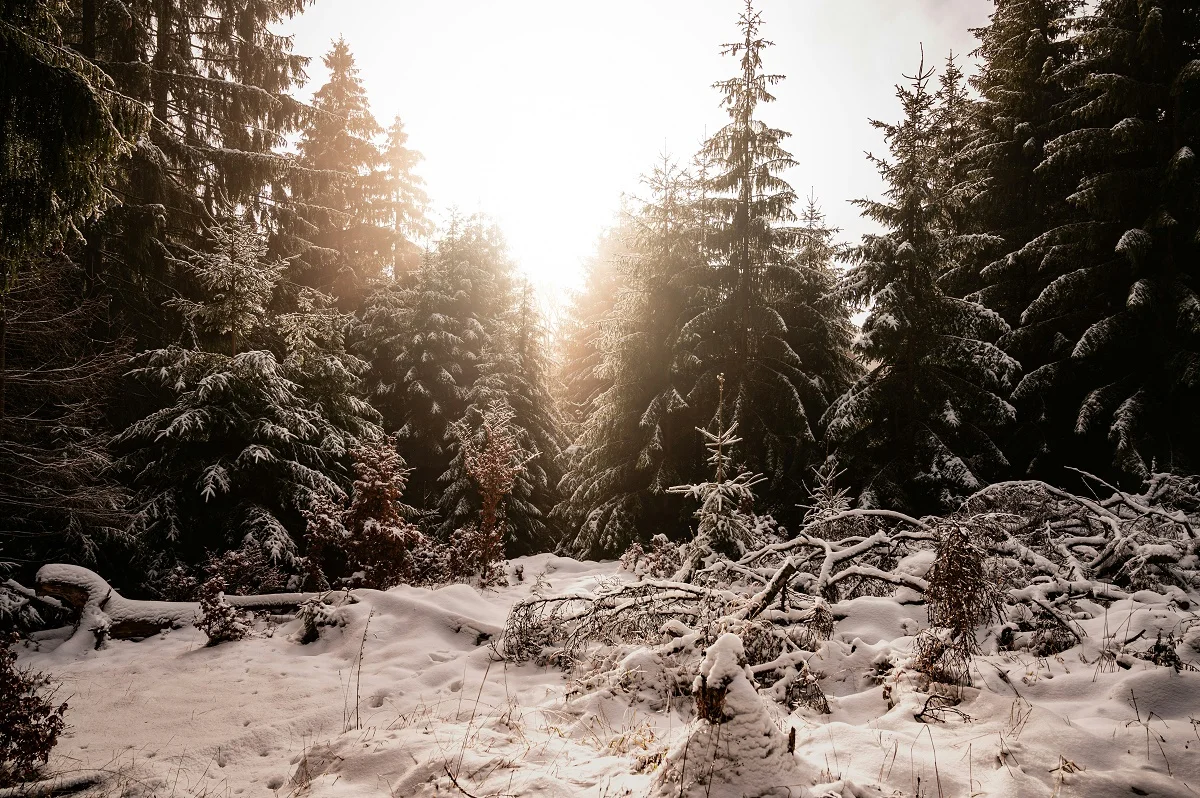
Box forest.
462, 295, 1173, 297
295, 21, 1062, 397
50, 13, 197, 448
3, 0, 1200, 796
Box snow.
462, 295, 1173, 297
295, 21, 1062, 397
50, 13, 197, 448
15, 555, 1200, 797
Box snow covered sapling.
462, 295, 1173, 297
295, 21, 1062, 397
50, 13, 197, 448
649, 633, 807, 797
619, 534, 683, 580
296, 597, 339, 645
668, 376, 765, 582
446, 401, 537, 585
305, 435, 423, 590
1, 636, 66, 786
204, 545, 288, 595
194, 577, 249, 645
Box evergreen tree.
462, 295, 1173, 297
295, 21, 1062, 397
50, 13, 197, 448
0, 255, 132, 576
668, 376, 765, 582
557, 160, 698, 558
825, 57, 1019, 513
59, 0, 313, 350
680, 1, 853, 508
117, 219, 379, 574
0, 0, 144, 273
1014, 0, 1200, 482
556, 223, 627, 434
357, 216, 511, 508
961, 0, 1084, 478
380, 117, 431, 276
441, 282, 566, 553
964, 0, 1082, 324
930, 51, 980, 289
289, 38, 394, 307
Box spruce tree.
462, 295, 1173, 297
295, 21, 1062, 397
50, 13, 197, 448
0, 255, 132, 574
680, 1, 854, 508
289, 38, 394, 307
825, 57, 1019, 513
1014, 0, 1200, 482
58, 0, 313, 350
117, 219, 379, 574
440, 282, 566, 554
0, 0, 144, 272
357, 216, 511, 508
557, 224, 627, 434
960, 0, 1084, 478
380, 117, 431, 276
962, 0, 1082, 323
557, 160, 698, 558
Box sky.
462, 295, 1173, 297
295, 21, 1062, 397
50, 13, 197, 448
282, 0, 994, 303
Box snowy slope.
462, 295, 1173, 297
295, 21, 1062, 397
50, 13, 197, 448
16, 554, 1200, 797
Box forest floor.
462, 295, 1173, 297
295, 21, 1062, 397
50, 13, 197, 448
16, 553, 1200, 798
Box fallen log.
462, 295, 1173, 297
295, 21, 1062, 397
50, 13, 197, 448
35, 564, 322, 641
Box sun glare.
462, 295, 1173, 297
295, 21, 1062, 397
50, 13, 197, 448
283, 1, 989, 303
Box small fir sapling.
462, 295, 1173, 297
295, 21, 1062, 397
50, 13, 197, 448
447, 401, 537, 585
0, 637, 67, 786
296, 597, 338, 645
801, 460, 853, 525
204, 545, 288, 595
649, 633, 807, 797
193, 577, 249, 645
305, 435, 424, 590
619, 534, 683, 579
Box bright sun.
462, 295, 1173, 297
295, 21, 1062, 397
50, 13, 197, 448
284, 0, 990, 302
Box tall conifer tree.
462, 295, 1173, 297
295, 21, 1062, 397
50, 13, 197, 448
557, 160, 698, 557
60, 0, 314, 350
441, 282, 567, 553
680, 1, 854, 510
357, 216, 511, 508
826, 58, 1019, 513
290, 38, 390, 307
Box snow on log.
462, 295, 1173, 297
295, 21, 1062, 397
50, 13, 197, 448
35, 564, 322, 641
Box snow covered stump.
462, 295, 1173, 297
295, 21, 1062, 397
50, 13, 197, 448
649, 633, 810, 798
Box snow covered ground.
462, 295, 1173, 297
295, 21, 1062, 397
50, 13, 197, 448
16, 554, 1200, 797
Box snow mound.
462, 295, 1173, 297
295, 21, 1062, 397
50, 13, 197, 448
649, 632, 811, 798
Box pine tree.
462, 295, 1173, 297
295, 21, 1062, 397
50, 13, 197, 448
59, 0, 313, 350
679, 1, 854, 507
825, 57, 1020, 513
288, 38, 394, 307
441, 282, 566, 553
1013, 0, 1200, 482
0, 0, 144, 272
357, 216, 511, 508
117, 219, 380, 574
557, 159, 698, 558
